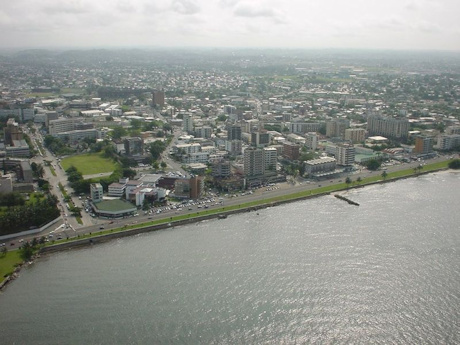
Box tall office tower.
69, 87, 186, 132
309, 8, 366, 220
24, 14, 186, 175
227, 125, 242, 141
124, 137, 144, 156
190, 175, 204, 199
152, 90, 165, 107
3, 118, 22, 145
244, 147, 265, 177
182, 113, 194, 133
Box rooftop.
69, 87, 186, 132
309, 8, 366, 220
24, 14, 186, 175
93, 199, 137, 212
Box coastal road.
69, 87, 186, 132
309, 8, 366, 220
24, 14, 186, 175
7, 153, 455, 247
49, 153, 456, 239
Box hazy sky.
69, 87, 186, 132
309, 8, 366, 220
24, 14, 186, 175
1, 0, 459, 50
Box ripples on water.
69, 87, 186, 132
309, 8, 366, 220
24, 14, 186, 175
0, 172, 459, 344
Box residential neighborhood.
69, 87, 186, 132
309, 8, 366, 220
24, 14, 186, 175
1, 49, 459, 242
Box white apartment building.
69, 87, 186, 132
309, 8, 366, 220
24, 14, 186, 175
264, 147, 278, 171
174, 143, 202, 155
90, 183, 103, 203
182, 113, 194, 133
108, 183, 126, 198
182, 152, 210, 164
305, 132, 318, 150
336, 144, 355, 166
436, 134, 460, 151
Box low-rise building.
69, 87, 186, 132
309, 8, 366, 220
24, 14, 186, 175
108, 182, 126, 198
90, 183, 103, 203
304, 157, 337, 176
91, 199, 137, 218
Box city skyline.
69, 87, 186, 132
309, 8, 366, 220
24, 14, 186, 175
1, 0, 459, 51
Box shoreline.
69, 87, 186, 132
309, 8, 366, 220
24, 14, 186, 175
35, 167, 455, 251
0, 166, 453, 291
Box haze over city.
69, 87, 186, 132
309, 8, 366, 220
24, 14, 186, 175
1, 0, 459, 51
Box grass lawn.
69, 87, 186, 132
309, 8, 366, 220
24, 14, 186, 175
27, 193, 46, 205
0, 250, 22, 281
61, 153, 119, 175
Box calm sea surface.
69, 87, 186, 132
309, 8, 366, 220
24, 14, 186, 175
1, 172, 459, 344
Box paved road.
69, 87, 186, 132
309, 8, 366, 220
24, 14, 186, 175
44, 154, 456, 240
6, 130, 455, 249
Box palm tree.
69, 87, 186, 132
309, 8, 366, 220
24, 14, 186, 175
381, 171, 388, 180
345, 177, 352, 188
36, 164, 45, 178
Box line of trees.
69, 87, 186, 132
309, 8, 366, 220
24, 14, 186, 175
0, 193, 60, 236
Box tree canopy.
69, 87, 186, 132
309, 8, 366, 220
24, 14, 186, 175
448, 159, 460, 169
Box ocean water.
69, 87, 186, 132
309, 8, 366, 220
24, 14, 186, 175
1, 172, 459, 344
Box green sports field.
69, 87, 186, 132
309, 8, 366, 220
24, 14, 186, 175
61, 153, 119, 175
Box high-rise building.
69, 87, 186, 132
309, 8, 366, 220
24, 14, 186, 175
283, 141, 300, 160
244, 147, 265, 177
289, 122, 321, 134
413, 136, 433, 154
49, 117, 94, 135
211, 161, 231, 178
21, 108, 35, 122
182, 113, 194, 133
344, 128, 366, 143
305, 132, 318, 150
326, 119, 349, 138
367, 115, 409, 139
195, 126, 212, 139
264, 147, 278, 171
174, 176, 204, 199
190, 175, 204, 199
251, 131, 270, 147
225, 140, 242, 156
45, 111, 58, 127
152, 90, 165, 107
446, 126, 460, 135
437, 134, 460, 151
227, 125, 242, 141
335, 143, 355, 166
124, 137, 144, 156
3, 118, 22, 145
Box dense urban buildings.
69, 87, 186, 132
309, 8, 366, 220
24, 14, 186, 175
0, 48, 459, 226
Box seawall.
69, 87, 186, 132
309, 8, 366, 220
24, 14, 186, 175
40, 167, 449, 254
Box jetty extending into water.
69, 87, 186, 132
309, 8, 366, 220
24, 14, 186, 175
334, 194, 360, 206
